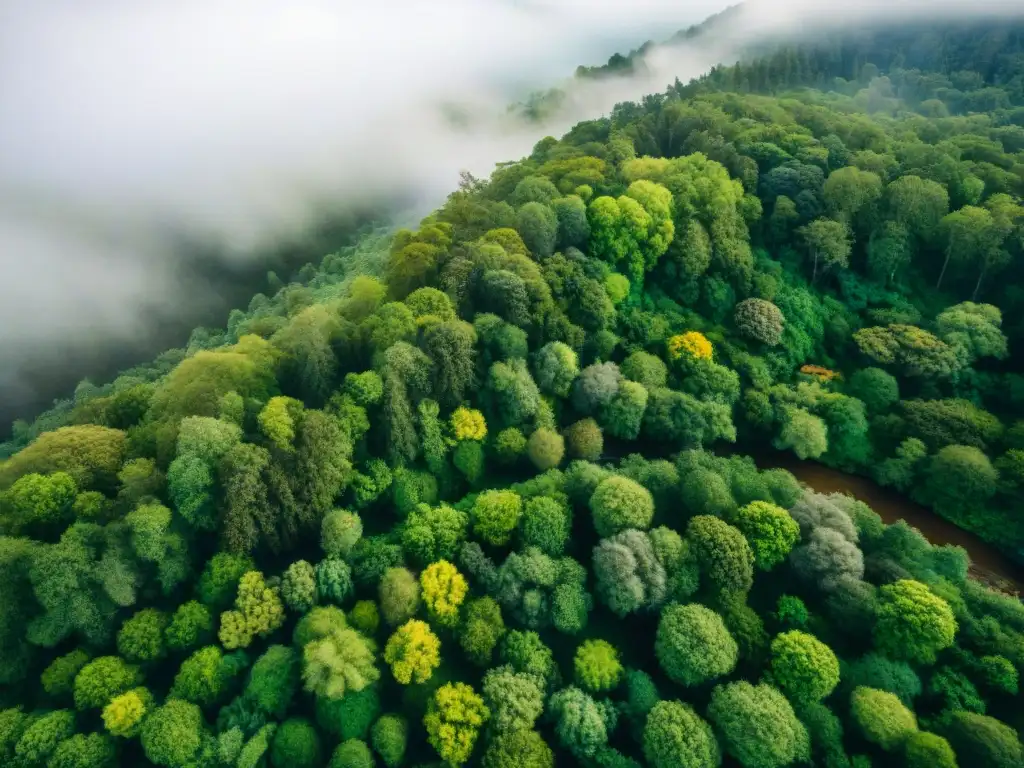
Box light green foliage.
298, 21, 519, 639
850, 686, 917, 750
874, 579, 957, 664
527, 427, 565, 471
774, 405, 828, 459
533, 342, 579, 397
564, 418, 603, 462
589, 476, 654, 537
247, 645, 301, 719
103, 687, 152, 737
15, 709, 77, 767
302, 626, 379, 700
141, 699, 205, 768
344, 371, 384, 406
198, 552, 255, 608
656, 603, 738, 686
769, 631, 840, 705
42, 650, 90, 700
348, 601, 380, 636
280, 560, 317, 612
6, 471, 77, 531
171, 645, 246, 707
483, 730, 554, 768
384, 620, 440, 685
47, 731, 117, 768
472, 490, 524, 546
708, 681, 809, 768
219, 570, 285, 649
322, 509, 363, 559
731, 501, 800, 570
905, 732, 958, 768
74, 656, 141, 710
643, 700, 720, 768
0, 425, 126, 490
371, 714, 407, 768
493, 427, 528, 464
482, 665, 545, 732
294, 605, 348, 647
270, 718, 321, 768
574, 639, 623, 693
379, 567, 421, 627
521, 496, 571, 556
401, 503, 469, 566
423, 682, 489, 766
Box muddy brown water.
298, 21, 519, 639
753, 452, 1024, 595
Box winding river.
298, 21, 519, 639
753, 452, 1024, 595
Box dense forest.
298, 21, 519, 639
2, 11, 1024, 768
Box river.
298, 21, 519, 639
753, 452, 1024, 595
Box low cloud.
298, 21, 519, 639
0, 0, 1021, 423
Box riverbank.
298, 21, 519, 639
751, 452, 1024, 596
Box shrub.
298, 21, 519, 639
707, 681, 810, 768
574, 639, 623, 693
769, 631, 840, 705
590, 476, 654, 537
643, 700, 719, 768
371, 715, 407, 768
850, 686, 917, 751
527, 428, 565, 471
472, 490, 524, 546
655, 603, 737, 686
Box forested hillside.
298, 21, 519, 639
2, 13, 1024, 768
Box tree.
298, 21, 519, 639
547, 686, 608, 759
486, 359, 541, 428
472, 490, 524, 547
423, 320, 478, 408
302, 626, 379, 700
42, 650, 91, 701
731, 501, 799, 570
270, 719, 321, 768
48, 732, 117, 768
6, 470, 77, 532
887, 175, 949, 245
868, 221, 913, 285
601, 380, 649, 441
521, 496, 571, 556
369, 715, 407, 768
483, 730, 554, 768
563, 419, 603, 462
482, 665, 545, 731
171, 646, 246, 707
198, 552, 254, 609
905, 732, 958, 768
384, 620, 440, 684
938, 206, 1001, 290
945, 712, 1023, 768
573, 362, 623, 415
590, 476, 654, 538
790, 528, 865, 591
424, 682, 489, 766
734, 299, 785, 346
140, 699, 205, 768
316, 558, 354, 605
14, 709, 77, 767
842, 653, 921, 706
281, 560, 317, 613
103, 688, 152, 737
667, 332, 713, 363
769, 631, 839, 705
642, 700, 720, 768
874, 579, 957, 664
707, 681, 810, 768
165, 600, 214, 653
572, 639, 622, 694
656, 603, 738, 686
219, 571, 285, 650
532, 342, 579, 397
379, 567, 421, 627
74, 656, 141, 710
329, 738, 374, 768
460, 596, 506, 666
687, 515, 754, 596
420, 560, 468, 627
0, 425, 126, 490
799, 218, 850, 283
516, 202, 558, 258
592, 529, 666, 616
247, 645, 301, 719
322, 510, 363, 559
848, 368, 899, 413
850, 687, 917, 751
823, 166, 882, 226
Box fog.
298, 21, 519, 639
1, 0, 1021, 428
